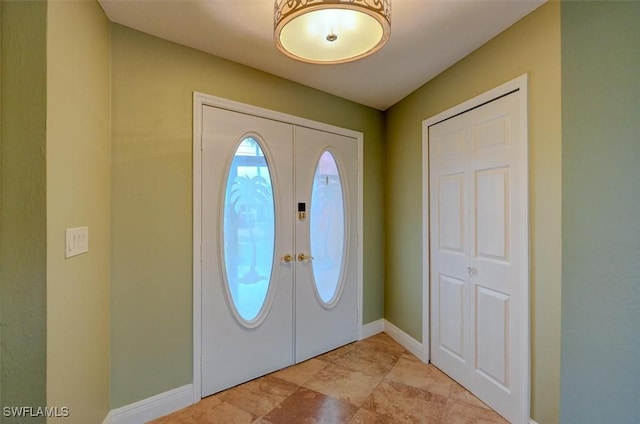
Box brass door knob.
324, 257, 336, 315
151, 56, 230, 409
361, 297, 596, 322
297, 253, 314, 262
281, 254, 294, 263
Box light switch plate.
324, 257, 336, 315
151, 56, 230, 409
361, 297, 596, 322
66, 226, 89, 258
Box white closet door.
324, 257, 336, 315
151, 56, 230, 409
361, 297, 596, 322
430, 91, 525, 423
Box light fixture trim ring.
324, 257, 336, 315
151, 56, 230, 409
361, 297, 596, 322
274, 0, 391, 65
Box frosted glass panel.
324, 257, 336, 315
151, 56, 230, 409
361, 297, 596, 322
310, 151, 345, 304
223, 138, 275, 321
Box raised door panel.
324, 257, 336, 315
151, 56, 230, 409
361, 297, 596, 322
438, 274, 466, 362
474, 167, 510, 263
476, 286, 510, 391
438, 174, 466, 253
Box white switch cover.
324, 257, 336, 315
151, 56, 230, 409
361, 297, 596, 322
65, 226, 89, 258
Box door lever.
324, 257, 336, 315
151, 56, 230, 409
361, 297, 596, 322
297, 253, 314, 262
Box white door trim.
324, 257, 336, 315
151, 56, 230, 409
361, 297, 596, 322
193, 92, 364, 402
421, 74, 530, 422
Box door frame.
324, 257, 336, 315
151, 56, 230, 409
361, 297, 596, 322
421, 75, 530, 422
192, 92, 364, 402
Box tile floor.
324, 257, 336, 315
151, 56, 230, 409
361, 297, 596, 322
150, 333, 508, 423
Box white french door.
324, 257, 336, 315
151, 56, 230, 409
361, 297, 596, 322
200, 104, 358, 396
294, 126, 358, 363
429, 90, 527, 423
201, 107, 294, 396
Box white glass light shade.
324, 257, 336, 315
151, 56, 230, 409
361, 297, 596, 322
274, 1, 391, 64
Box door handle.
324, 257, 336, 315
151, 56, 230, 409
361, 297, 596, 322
297, 253, 314, 262
466, 267, 477, 276
281, 254, 294, 263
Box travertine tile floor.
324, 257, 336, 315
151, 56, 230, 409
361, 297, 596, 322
150, 333, 508, 423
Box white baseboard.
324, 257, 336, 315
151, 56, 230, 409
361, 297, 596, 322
383, 320, 424, 361
360, 319, 385, 339
529, 420, 539, 424
110, 384, 194, 424
101, 411, 112, 424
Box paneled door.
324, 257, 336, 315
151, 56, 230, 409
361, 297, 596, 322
200, 105, 358, 396
429, 91, 526, 423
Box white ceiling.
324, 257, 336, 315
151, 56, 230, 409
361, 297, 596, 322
99, 0, 546, 110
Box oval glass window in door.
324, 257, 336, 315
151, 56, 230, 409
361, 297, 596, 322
310, 151, 345, 304
223, 137, 275, 322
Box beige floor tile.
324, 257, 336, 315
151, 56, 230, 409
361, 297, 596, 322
332, 344, 399, 376
449, 382, 491, 410
198, 393, 225, 409
358, 333, 407, 357
152, 400, 255, 424
194, 401, 256, 424
272, 358, 329, 386
304, 364, 384, 406
348, 408, 395, 424
386, 353, 454, 397
219, 375, 299, 418
316, 343, 355, 364
361, 378, 447, 424
441, 399, 509, 424
150, 333, 508, 424
148, 394, 225, 423
262, 387, 358, 424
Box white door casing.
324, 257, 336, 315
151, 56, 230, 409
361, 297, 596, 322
422, 76, 529, 423
193, 93, 364, 401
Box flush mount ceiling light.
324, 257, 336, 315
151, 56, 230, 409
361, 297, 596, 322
274, 0, 391, 64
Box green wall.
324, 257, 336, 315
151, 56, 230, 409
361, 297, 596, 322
384, 3, 561, 423
46, 1, 111, 422
0, 1, 3, 409
561, 2, 640, 422
110, 24, 385, 407
0, 1, 48, 421
0, 1, 3, 408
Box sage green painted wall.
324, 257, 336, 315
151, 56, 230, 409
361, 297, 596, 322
560, 2, 640, 422
0, 1, 48, 420
110, 24, 384, 407
46, 1, 111, 422
0, 1, 4, 411
384, 3, 561, 423
0, 2, 3, 408
0, 2, 4, 409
